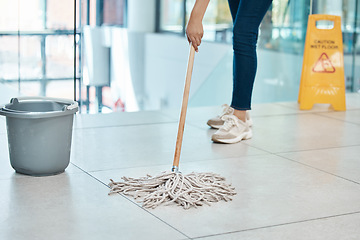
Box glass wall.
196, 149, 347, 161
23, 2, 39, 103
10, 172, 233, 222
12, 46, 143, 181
313, 0, 360, 91
159, 0, 185, 34
158, 0, 311, 53
1, 0, 358, 113
158, 0, 359, 105
159, 0, 233, 42
0, 0, 78, 101
78, 0, 128, 113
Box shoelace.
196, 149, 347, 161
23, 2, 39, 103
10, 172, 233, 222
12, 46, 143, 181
220, 115, 240, 132
220, 104, 234, 118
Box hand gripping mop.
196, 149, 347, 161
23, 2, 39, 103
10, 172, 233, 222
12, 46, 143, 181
108, 45, 236, 209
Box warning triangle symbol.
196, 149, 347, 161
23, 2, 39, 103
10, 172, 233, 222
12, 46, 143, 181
312, 53, 336, 73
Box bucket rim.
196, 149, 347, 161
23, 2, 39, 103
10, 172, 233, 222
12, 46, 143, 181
0, 96, 78, 119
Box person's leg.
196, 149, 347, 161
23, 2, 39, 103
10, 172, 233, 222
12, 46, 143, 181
211, 0, 272, 143
227, 0, 241, 22
230, 0, 272, 121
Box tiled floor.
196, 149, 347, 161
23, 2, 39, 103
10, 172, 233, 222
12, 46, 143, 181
0, 93, 359, 240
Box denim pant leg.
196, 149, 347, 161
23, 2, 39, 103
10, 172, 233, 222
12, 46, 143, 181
228, 0, 272, 110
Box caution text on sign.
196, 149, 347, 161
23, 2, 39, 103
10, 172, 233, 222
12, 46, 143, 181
310, 40, 339, 50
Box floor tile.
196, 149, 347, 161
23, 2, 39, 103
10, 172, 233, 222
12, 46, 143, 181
91, 154, 360, 239
0, 172, 187, 240
162, 104, 300, 130
317, 110, 360, 125
194, 212, 360, 240
73, 110, 175, 129
161, 106, 223, 125
276, 102, 336, 113
70, 123, 266, 172
244, 114, 360, 153
2, 94, 360, 240
278, 146, 360, 183
250, 103, 301, 117
276, 93, 360, 112
0, 134, 12, 179
0, 159, 82, 181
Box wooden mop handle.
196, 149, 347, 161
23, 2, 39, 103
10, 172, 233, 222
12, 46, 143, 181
172, 44, 196, 172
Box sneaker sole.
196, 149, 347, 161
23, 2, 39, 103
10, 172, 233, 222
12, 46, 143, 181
208, 120, 253, 129
207, 123, 223, 129
212, 131, 253, 144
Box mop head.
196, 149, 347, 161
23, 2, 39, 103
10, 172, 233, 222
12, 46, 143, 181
108, 171, 236, 209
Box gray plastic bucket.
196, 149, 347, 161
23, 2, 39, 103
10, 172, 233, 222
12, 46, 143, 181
0, 97, 78, 176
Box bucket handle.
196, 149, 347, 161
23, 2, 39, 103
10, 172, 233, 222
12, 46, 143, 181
10, 96, 78, 111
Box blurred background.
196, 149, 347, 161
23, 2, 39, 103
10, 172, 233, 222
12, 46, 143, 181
0, 0, 359, 113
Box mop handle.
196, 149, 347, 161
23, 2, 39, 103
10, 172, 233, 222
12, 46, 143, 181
172, 44, 196, 172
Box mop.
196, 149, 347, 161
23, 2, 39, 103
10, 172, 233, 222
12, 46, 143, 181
108, 45, 236, 209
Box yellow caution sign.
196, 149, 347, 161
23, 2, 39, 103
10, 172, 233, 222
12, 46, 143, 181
298, 14, 346, 111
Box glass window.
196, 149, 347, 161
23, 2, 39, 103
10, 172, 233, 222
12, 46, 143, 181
18, 0, 44, 30
0, 0, 77, 98
158, 0, 233, 39
312, 0, 360, 91
19, 36, 43, 80
0, 0, 19, 31
47, 0, 74, 30
103, 0, 127, 26
46, 35, 74, 79
0, 36, 19, 80
157, 0, 309, 53
186, 0, 232, 42
160, 0, 184, 33
17, 81, 41, 96
77, 0, 128, 113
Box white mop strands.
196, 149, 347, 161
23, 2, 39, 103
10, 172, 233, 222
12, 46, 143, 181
108, 171, 236, 209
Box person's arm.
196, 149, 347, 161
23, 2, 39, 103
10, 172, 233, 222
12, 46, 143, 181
186, 0, 210, 52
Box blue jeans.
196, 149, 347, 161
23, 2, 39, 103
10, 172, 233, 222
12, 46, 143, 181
228, 0, 272, 110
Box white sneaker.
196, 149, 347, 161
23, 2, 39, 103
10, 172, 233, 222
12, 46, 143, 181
207, 104, 253, 129
211, 115, 252, 144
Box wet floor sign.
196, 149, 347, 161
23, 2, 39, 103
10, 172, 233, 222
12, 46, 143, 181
298, 14, 346, 110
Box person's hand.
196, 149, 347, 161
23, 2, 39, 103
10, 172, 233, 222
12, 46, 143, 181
186, 17, 203, 52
